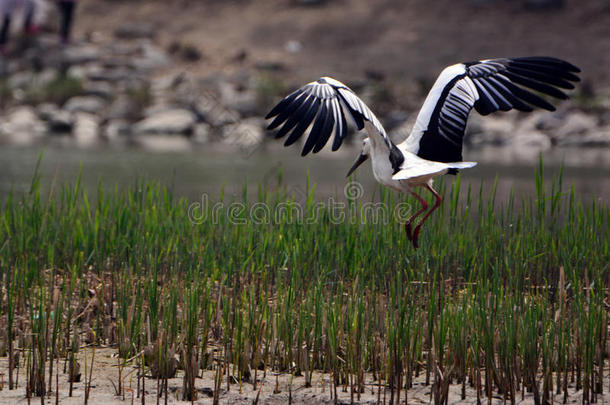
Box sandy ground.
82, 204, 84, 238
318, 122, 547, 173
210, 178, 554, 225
74, 0, 610, 88
0, 348, 607, 404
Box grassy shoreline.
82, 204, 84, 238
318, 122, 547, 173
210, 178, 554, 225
0, 163, 607, 403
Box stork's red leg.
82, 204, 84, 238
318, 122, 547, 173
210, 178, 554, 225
405, 190, 428, 241
412, 184, 442, 246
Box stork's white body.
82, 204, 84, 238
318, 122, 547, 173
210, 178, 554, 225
365, 122, 475, 192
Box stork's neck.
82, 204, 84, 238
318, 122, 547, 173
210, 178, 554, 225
364, 122, 404, 175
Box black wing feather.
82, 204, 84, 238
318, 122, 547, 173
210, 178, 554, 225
413, 56, 580, 164
267, 93, 308, 130
284, 97, 320, 146
274, 95, 313, 139
313, 103, 336, 153
302, 101, 330, 156
266, 77, 389, 156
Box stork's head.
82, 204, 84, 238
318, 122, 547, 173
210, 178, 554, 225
346, 138, 370, 177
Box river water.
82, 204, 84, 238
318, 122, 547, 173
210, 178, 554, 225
0, 141, 608, 204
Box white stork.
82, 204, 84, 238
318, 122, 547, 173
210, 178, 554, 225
265, 57, 581, 248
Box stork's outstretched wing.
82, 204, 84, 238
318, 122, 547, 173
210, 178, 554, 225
401, 57, 581, 163
265, 77, 390, 156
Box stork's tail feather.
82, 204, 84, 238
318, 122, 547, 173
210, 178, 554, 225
447, 161, 477, 169
392, 161, 477, 181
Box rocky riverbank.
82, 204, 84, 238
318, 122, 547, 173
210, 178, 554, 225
1, 28, 609, 154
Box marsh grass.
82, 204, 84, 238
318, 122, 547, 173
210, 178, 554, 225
0, 161, 608, 404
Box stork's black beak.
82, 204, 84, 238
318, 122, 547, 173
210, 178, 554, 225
346, 153, 369, 177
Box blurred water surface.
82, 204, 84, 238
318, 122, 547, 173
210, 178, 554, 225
0, 143, 608, 204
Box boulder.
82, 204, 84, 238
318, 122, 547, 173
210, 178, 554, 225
284, 40, 302, 54
8, 71, 35, 90
64, 96, 107, 114
557, 127, 610, 147
509, 130, 552, 151
73, 113, 100, 146
134, 109, 196, 135
37, 103, 61, 121
193, 95, 240, 127
47, 110, 74, 133
193, 123, 212, 144
62, 45, 101, 65
218, 81, 259, 117
82, 81, 114, 100
0, 106, 45, 144
222, 118, 264, 154
103, 120, 132, 142
554, 112, 598, 139
130, 43, 170, 73
533, 111, 568, 132
108, 95, 142, 120
466, 116, 515, 146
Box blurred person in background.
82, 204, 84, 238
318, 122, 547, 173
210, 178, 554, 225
23, 0, 39, 35
1, 0, 39, 55
57, 0, 76, 44
0, 0, 16, 54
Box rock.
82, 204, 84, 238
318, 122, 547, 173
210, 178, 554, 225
557, 127, 610, 147
284, 40, 302, 54
64, 96, 107, 114
4, 107, 42, 131
61, 45, 101, 65
600, 109, 610, 126
8, 71, 35, 90
114, 23, 157, 40
193, 123, 212, 144
108, 95, 142, 120
0, 106, 46, 144
193, 96, 240, 127
554, 112, 598, 139
219, 82, 259, 117
142, 103, 175, 118
533, 111, 568, 132
509, 131, 552, 151
130, 43, 170, 72
103, 120, 132, 141
47, 110, 74, 133
82, 81, 114, 100
102, 57, 132, 69
168, 42, 203, 62
73, 113, 100, 146
65, 65, 88, 81
151, 72, 187, 93
466, 116, 515, 146
89, 68, 133, 83
222, 118, 264, 152
37, 103, 62, 121
134, 109, 196, 135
